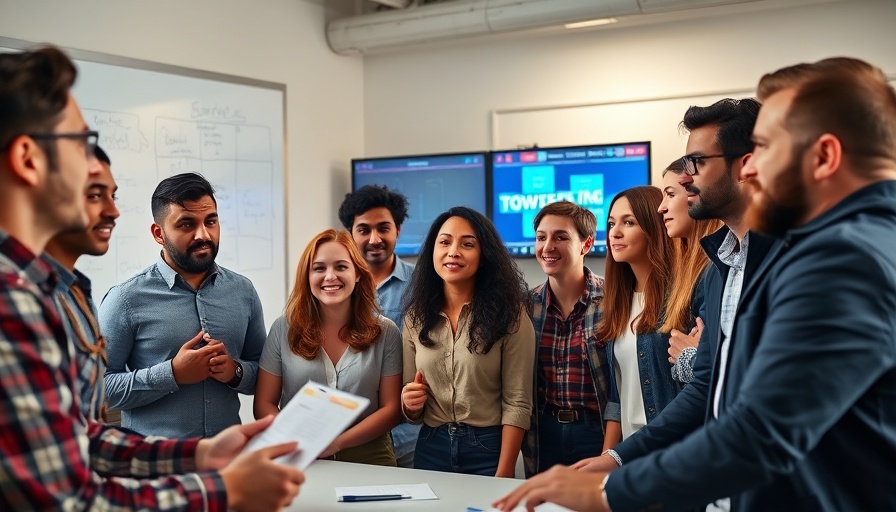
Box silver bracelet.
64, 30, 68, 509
602, 448, 623, 467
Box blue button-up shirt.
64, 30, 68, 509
100, 254, 266, 438
376, 256, 414, 331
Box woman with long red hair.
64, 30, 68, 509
254, 229, 402, 465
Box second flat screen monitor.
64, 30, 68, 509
352, 152, 488, 257
491, 142, 651, 257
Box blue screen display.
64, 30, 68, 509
490, 142, 650, 257
352, 152, 488, 256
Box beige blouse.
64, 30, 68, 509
402, 304, 535, 430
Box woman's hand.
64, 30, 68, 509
668, 317, 703, 363
401, 371, 429, 412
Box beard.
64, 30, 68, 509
362, 242, 390, 265
686, 168, 742, 221
164, 236, 219, 274
745, 157, 809, 237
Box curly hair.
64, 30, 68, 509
403, 206, 527, 354
338, 185, 410, 230
285, 229, 382, 359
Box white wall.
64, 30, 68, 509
0, 0, 364, 424
361, 0, 896, 284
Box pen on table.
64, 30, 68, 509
340, 494, 411, 502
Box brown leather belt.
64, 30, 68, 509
545, 407, 586, 424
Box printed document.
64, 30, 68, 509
243, 381, 370, 469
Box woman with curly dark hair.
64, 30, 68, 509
400, 206, 534, 477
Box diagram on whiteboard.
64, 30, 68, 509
154, 117, 275, 272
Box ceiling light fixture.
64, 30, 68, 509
565, 18, 618, 29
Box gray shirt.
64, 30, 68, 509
100, 254, 266, 438
259, 315, 402, 422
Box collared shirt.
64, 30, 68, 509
100, 254, 266, 438
0, 230, 226, 511
537, 278, 599, 412
47, 256, 106, 422
376, 256, 414, 331
402, 305, 535, 429
713, 231, 750, 419
260, 315, 402, 422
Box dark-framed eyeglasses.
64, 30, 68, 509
27, 131, 100, 160
679, 153, 742, 176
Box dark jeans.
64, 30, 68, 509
536, 408, 604, 473
413, 423, 502, 476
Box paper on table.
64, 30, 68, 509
335, 484, 439, 501
243, 381, 370, 469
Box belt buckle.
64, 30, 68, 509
556, 409, 578, 423
448, 423, 461, 434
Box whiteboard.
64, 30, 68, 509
1, 38, 288, 325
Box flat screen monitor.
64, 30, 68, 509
490, 142, 651, 257
352, 152, 489, 256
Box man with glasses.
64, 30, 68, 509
1, 46, 303, 512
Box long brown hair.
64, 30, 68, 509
595, 186, 674, 342
659, 162, 724, 333
285, 229, 382, 359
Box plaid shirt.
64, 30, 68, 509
0, 230, 227, 511
523, 267, 618, 476
537, 284, 600, 411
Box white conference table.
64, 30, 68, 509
286, 460, 533, 511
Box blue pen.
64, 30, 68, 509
341, 494, 411, 502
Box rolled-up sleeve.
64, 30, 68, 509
500, 310, 535, 430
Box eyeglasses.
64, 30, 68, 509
0, 131, 99, 159
28, 131, 100, 160
679, 153, 742, 176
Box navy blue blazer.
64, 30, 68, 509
607, 181, 896, 511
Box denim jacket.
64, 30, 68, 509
522, 267, 620, 476
605, 318, 679, 428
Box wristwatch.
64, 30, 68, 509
227, 360, 243, 387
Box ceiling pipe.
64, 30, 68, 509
369, 0, 413, 8
327, 0, 646, 56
